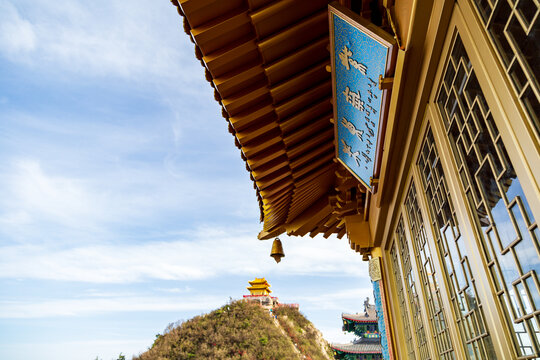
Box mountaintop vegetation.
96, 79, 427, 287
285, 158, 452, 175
134, 300, 333, 360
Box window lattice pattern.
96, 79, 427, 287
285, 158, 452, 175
390, 241, 417, 359
418, 127, 496, 359
396, 217, 432, 360
470, 0, 540, 138
405, 182, 456, 359
437, 34, 540, 358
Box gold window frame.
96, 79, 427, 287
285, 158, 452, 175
378, 2, 538, 359
462, 0, 540, 145
427, 4, 540, 359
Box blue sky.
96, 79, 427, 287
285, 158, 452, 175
0, 1, 372, 359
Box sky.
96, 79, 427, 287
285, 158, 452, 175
0, 1, 372, 359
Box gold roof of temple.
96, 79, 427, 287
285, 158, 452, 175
247, 277, 272, 294
171, 0, 372, 242
248, 277, 270, 286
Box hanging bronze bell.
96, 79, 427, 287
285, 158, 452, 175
270, 238, 285, 263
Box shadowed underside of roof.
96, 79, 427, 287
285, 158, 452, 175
171, 0, 367, 241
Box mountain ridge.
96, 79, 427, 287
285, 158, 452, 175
134, 300, 333, 360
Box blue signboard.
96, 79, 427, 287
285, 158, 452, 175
330, 5, 396, 190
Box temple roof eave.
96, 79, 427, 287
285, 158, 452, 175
331, 343, 382, 354
172, 0, 369, 243
342, 307, 377, 322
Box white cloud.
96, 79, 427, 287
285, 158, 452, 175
0, 227, 367, 283
0, 158, 147, 235
0, 294, 224, 319
296, 288, 373, 311
0, 210, 31, 227
319, 325, 356, 344
0, 0, 201, 85
8, 160, 105, 226
0, 153, 256, 241
0, 2, 36, 57
154, 286, 192, 294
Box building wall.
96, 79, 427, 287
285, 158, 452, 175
370, 1, 539, 359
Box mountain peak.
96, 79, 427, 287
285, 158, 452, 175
135, 300, 333, 360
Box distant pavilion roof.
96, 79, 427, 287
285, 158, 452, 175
331, 342, 382, 354
171, 0, 370, 244
343, 304, 377, 323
